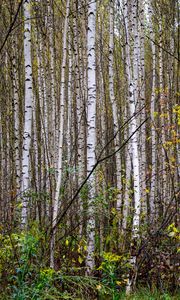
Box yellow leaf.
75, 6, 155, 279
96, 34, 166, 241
78, 256, 83, 264
169, 231, 175, 238
17, 203, 23, 208
153, 111, 158, 117
111, 208, 117, 215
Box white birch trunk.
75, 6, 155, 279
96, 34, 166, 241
86, 0, 96, 274
122, 0, 131, 233
21, 0, 33, 227
124, 0, 141, 293
138, 1, 147, 218
32, 93, 39, 221
67, 35, 72, 166
109, 0, 122, 219
148, 4, 156, 220
47, 1, 57, 170
122, 106, 131, 232
50, 0, 70, 268
73, 7, 86, 233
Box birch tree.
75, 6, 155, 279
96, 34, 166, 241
86, 0, 97, 274
148, 3, 157, 222
0, 0, 179, 294
21, 0, 33, 227
138, 0, 147, 219
109, 0, 122, 223
124, 0, 141, 293
50, 0, 70, 268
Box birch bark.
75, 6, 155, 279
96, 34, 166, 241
109, 0, 122, 220
86, 0, 96, 274
21, 0, 33, 227
47, 1, 57, 170
50, 0, 70, 268
124, 0, 141, 293
138, 0, 147, 218
148, 3, 157, 221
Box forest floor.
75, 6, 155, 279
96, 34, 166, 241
1, 287, 180, 299
116, 289, 180, 300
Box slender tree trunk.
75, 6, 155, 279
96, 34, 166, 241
21, 0, 33, 227
109, 0, 122, 223
50, 0, 70, 268
125, 0, 141, 293
86, 0, 97, 274
138, 1, 147, 219
148, 3, 157, 222
159, 20, 167, 213
12, 37, 21, 193
47, 0, 56, 170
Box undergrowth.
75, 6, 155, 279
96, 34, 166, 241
0, 224, 179, 300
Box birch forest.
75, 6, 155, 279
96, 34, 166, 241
0, 0, 179, 299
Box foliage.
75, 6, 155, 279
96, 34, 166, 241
167, 223, 180, 242
0, 229, 179, 299
97, 252, 130, 300
11, 230, 41, 299
0, 229, 108, 299
136, 223, 179, 293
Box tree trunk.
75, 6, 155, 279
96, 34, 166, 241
86, 0, 97, 274
21, 0, 33, 227
50, 0, 70, 269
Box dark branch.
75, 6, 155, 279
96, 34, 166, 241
0, 0, 24, 54
49, 116, 149, 235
